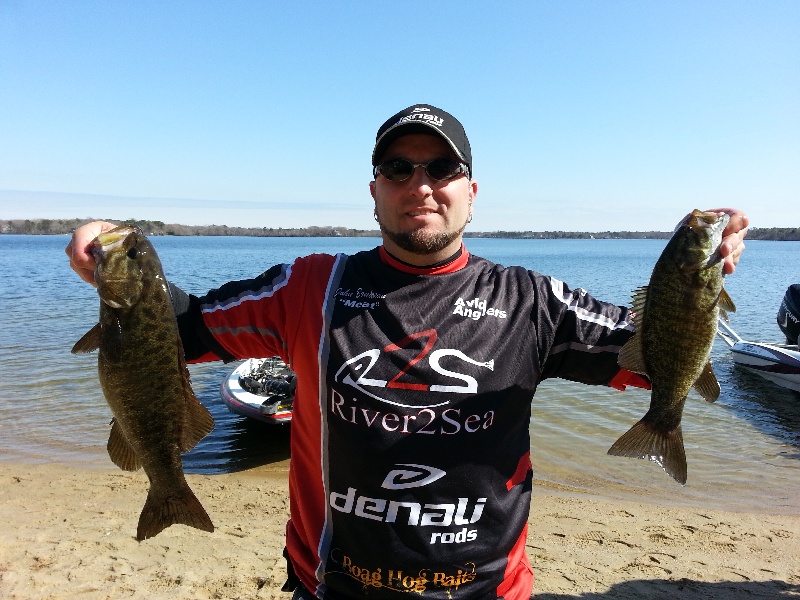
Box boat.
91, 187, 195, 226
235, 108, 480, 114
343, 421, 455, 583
716, 285, 800, 393
716, 320, 800, 392
220, 357, 295, 424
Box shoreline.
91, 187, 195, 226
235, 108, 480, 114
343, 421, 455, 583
1, 462, 798, 599
5, 450, 798, 517
3, 222, 799, 241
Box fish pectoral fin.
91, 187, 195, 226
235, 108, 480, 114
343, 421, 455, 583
176, 354, 215, 452
717, 287, 736, 314
693, 361, 721, 402
180, 386, 215, 453
180, 397, 215, 453
618, 334, 647, 375
71, 323, 101, 353
607, 418, 687, 485
107, 418, 141, 471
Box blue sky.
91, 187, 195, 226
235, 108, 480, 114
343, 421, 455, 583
2, 1, 798, 232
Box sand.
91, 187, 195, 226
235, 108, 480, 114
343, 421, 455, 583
1, 462, 798, 599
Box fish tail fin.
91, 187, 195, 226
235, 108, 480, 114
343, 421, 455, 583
607, 418, 687, 485
136, 483, 214, 541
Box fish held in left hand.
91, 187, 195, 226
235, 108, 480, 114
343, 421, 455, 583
608, 210, 736, 485
72, 225, 215, 540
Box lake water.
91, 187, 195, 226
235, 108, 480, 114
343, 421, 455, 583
1, 235, 798, 514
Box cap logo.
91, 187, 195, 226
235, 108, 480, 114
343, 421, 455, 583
397, 112, 444, 128
373, 104, 470, 171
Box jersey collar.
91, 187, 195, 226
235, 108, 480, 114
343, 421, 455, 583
378, 244, 470, 275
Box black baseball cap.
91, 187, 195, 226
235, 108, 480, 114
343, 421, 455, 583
372, 104, 472, 177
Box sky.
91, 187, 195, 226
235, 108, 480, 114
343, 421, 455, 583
1, 1, 798, 232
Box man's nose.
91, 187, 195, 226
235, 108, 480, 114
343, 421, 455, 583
406, 165, 434, 197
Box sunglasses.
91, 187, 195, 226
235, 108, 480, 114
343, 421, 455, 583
373, 158, 470, 182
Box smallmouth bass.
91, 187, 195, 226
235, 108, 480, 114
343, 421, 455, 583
608, 210, 736, 484
72, 226, 215, 539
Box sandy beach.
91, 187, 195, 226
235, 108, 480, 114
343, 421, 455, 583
1, 462, 798, 599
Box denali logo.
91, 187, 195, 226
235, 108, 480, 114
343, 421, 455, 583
398, 113, 444, 128
331, 465, 487, 545
329, 487, 486, 528
382, 464, 446, 490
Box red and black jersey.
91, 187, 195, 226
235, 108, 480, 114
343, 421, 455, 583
183, 245, 642, 600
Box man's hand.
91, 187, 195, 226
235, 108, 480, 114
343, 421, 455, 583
707, 209, 749, 275
65, 221, 118, 285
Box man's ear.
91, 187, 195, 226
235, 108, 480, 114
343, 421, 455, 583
469, 179, 478, 203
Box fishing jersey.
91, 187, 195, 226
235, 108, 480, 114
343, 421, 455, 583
181, 245, 643, 600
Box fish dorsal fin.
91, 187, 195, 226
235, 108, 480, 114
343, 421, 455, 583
630, 286, 648, 320
178, 350, 215, 453
618, 286, 648, 375
693, 360, 720, 402
107, 418, 141, 471
717, 287, 736, 315
71, 323, 101, 353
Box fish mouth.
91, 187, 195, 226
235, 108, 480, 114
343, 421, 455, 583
90, 226, 141, 263
675, 209, 729, 232
92, 226, 139, 254
686, 209, 729, 231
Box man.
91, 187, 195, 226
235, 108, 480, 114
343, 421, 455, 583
67, 104, 748, 600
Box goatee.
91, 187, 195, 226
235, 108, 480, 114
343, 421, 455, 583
379, 222, 467, 256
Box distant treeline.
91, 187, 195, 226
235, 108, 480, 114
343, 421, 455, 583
2, 218, 798, 241
0, 218, 379, 238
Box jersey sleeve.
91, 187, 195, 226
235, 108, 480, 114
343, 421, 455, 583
177, 254, 337, 365
533, 275, 645, 387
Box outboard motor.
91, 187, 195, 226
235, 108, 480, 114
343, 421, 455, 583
777, 284, 800, 344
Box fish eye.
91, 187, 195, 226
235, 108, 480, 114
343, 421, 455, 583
127, 247, 140, 259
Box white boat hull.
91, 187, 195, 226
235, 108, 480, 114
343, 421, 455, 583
729, 341, 800, 392
220, 358, 294, 424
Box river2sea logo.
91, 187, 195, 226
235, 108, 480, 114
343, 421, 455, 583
452, 297, 507, 321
